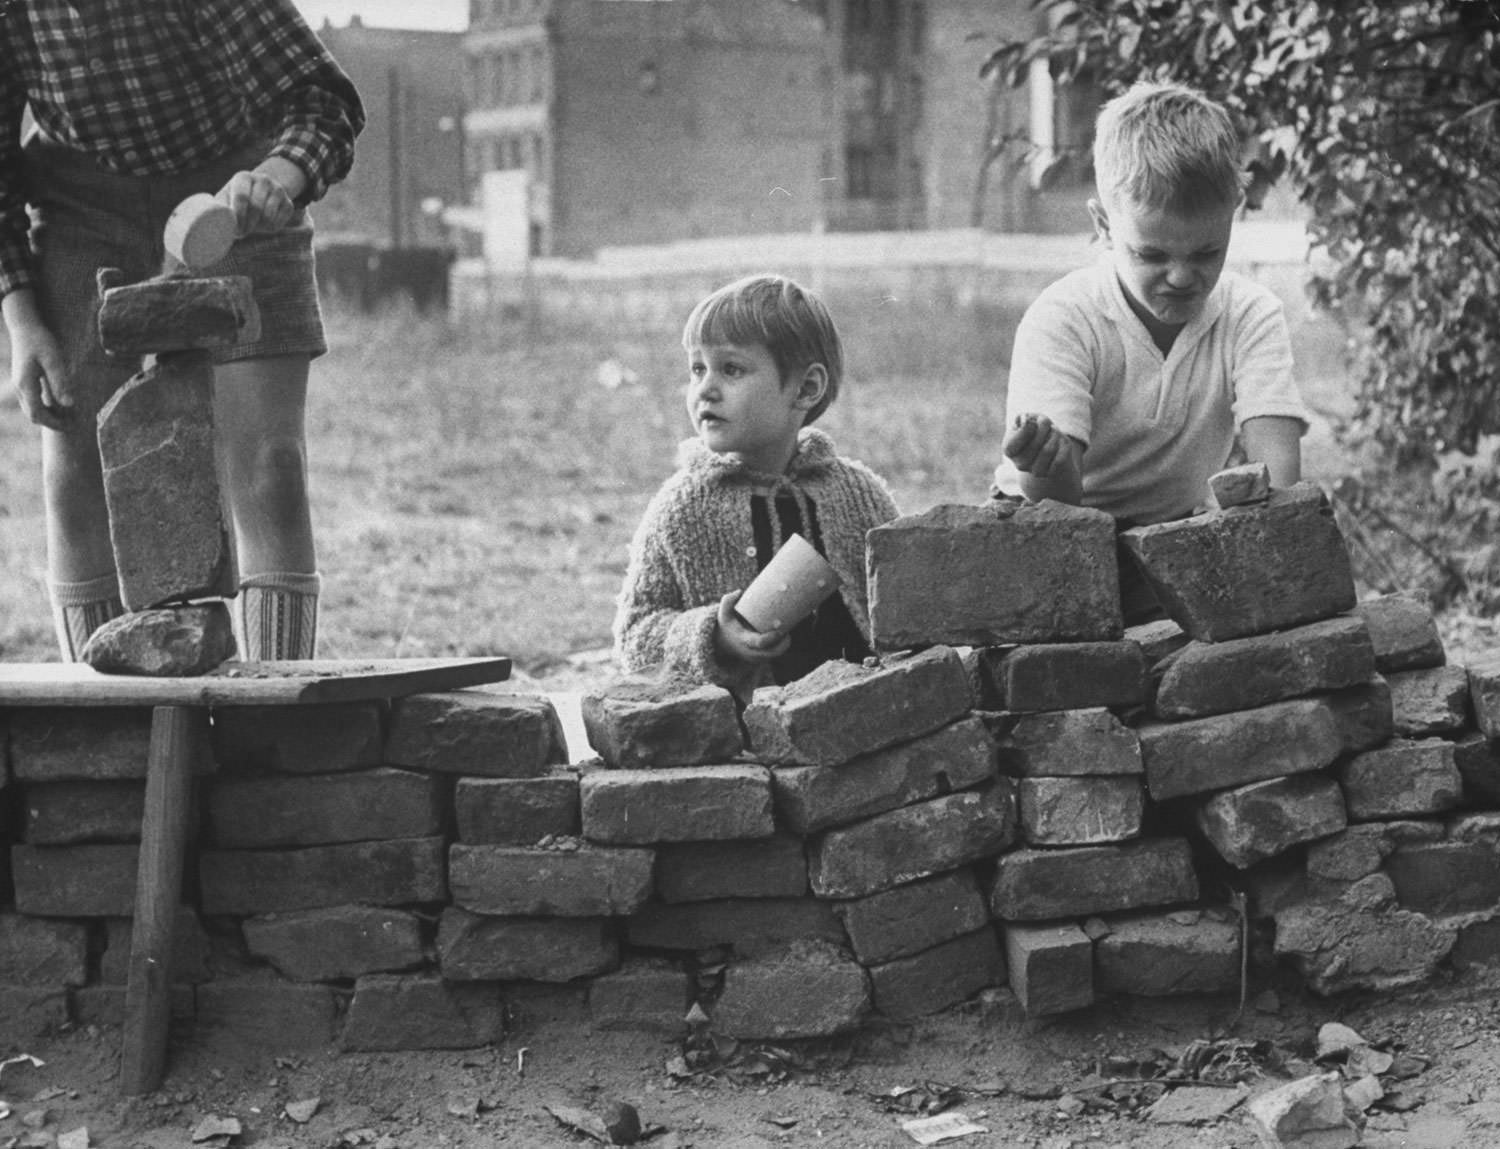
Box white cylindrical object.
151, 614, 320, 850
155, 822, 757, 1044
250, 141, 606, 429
734, 533, 841, 634
163, 193, 237, 270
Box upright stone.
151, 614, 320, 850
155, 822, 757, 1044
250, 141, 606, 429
1120, 483, 1356, 642
867, 501, 1122, 650
97, 351, 236, 609
1004, 922, 1093, 1016
581, 678, 743, 768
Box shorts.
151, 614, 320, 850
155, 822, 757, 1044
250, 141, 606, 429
22, 135, 327, 422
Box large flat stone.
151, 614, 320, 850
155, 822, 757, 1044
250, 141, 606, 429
580, 765, 773, 844
207, 767, 446, 848
990, 838, 1199, 921
97, 351, 236, 609
448, 842, 655, 916
199, 836, 447, 914
1120, 483, 1356, 642
868, 501, 1122, 648
436, 909, 618, 981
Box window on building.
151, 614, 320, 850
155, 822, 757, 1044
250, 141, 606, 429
1027, 58, 1099, 190
529, 46, 546, 102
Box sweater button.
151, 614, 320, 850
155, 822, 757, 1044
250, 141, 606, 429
745, 546, 757, 557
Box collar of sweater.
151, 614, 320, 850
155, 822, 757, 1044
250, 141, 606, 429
676, 427, 840, 489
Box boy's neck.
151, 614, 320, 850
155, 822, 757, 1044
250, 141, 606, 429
1119, 281, 1184, 356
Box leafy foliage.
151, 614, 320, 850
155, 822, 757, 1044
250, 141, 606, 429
980, 0, 1500, 462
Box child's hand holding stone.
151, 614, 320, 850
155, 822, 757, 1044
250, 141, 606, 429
1004, 412, 1069, 478
715, 591, 791, 666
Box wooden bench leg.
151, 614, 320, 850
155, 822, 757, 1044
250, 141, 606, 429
120, 704, 206, 1095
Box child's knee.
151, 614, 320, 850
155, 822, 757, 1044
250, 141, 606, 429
242, 436, 309, 507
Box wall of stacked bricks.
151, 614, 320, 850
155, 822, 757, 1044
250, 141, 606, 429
5, 481, 1500, 1051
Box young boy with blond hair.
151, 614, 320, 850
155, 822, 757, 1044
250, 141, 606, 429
996, 81, 1309, 528
614, 274, 899, 693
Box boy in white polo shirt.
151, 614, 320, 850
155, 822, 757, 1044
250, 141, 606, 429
994, 81, 1308, 532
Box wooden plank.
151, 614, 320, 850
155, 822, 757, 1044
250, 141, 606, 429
120, 706, 205, 1095
0, 657, 511, 707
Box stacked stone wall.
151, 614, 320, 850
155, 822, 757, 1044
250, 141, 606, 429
5, 483, 1500, 1050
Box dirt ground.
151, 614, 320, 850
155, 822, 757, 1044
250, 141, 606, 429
6, 962, 1500, 1149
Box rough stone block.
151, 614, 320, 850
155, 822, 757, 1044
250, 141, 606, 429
1355, 593, 1445, 672
97, 351, 236, 609
1387, 840, 1500, 915
1154, 615, 1376, 720
449, 842, 654, 916
713, 939, 869, 1039
10, 707, 154, 780
196, 976, 338, 1047
1338, 738, 1462, 821
808, 784, 1017, 899
1247, 1073, 1360, 1149
1125, 617, 1189, 664
211, 702, 384, 773
341, 973, 504, 1051
1454, 732, 1500, 806
436, 909, 618, 981
834, 868, 990, 965
96, 272, 260, 354
868, 928, 1005, 1020
656, 835, 807, 902
72, 984, 194, 1028
22, 780, 146, 844
81, 602, 236, 675
1120, 483, 1356, 642
1208, 461, 1271, 508
1324, 678, 1395, 753
1094, 909, 1241, 996
1195, 775, 1348, 869
12, 843, 138, 916
1139, 696, 1344, 801
743, 646, 972, 767
1305, 824, 1401, 882
1003, 922, 1093, 1016
868, 501, 1122, 648
0, 986, 70, 1045
1387, 664, 1471, 736
242, 906, 427, 982
0, 912, 88, 986
1018, 776, 1144, 846
626, 897, 846, 954
581, 678, 743, 769
1470, 650, 1500, 741
990, 838, 1199, 921
385, 691, 566, 777
99, 906, 211, 985
208, 767, 446, 848
589, 958, 691, 1033
993, 708, 1142, 778
580, 765, 773, 845
455, 771, 580, 844
1274, 873, 1456, 994
968, 642, 1148, 712
771, 716, 996, 834
199, 836, 447, 914
1451, 917, 1500, 971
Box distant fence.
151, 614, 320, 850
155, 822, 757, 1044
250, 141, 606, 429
315, 241, 455, 314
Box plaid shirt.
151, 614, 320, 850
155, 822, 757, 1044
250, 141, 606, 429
0, 0, 365, 298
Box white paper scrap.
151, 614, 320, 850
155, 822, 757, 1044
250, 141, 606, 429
900, 1111, 990, 1145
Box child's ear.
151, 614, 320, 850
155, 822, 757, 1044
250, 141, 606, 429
791, 363, 828, 412
1087, 198, 1111, 244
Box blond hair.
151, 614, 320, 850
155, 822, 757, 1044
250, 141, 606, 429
681, 274, 843, 425
1093, 81, 1244, 214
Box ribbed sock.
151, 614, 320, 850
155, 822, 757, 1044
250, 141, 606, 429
50, 572, 125, 662
235, 571, 321, 661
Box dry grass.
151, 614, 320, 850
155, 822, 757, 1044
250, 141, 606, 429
0, 295, 1013, 674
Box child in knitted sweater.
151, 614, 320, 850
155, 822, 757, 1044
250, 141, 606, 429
614, 274, 900, 694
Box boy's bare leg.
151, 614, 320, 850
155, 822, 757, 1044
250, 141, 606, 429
42, 420, 124, 659
215, 353, 320, 660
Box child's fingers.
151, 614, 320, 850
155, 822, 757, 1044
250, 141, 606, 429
1002, 413, 1038, 459
1028, 428, 1064, 478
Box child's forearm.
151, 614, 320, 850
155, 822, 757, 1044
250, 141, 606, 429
1241, 415, 1303, 487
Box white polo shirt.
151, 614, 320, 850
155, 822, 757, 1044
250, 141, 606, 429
997, 256, 1310, 524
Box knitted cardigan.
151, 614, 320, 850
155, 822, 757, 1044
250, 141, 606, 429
613, 427, 901, 688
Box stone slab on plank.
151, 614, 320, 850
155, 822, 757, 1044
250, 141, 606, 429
386, 690, 567, 777
581, 677, 742, 768
22, 780, 146, 844
743, 646, 971, 767
655, 834, 807, 902
340, 973, 504, 1051
97, 273, 260, 354
868, 501, 1122, 649
81, 602, 236, 676
713, 939, 869, 1039
211, 701, 384, 773
1139, 696, 1344, 801
1355, 593, 1446, 672
1004, 922, 1093, 1016
990, 838, 1199, 921
808, 784, 1017, 899
454, 772, 580, 845
243, 905, 426, 982
199, 836, 447, 914
580, 765, 773, 844
833, 868, 990, 965
1018, 775, 1144, 846
1195, 774, 1347, 869
1094, 909, 1240, 996
1154, 615, 1376, 719
436, 908, 618, 981
448, 842, 655, 916
868, 927, 1004, 1021
1338, 738, 1463, 821
97, 351, 236, 609
771, 715, 996, 834
1120, 483, 1356, 642
207, 767, 446, 848
968, 642, 1148, 712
